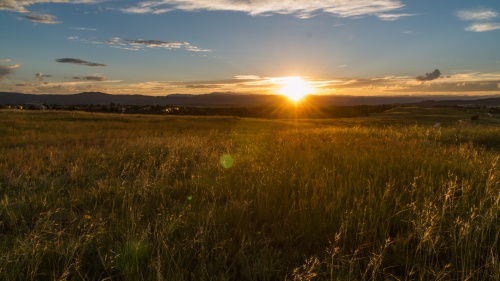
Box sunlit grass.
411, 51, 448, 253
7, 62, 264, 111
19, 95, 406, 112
0, 109, 499, 280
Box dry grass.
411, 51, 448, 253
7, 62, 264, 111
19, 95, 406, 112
1, 109, 499, 280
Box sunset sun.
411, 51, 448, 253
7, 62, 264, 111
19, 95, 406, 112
277, 77, 315, 102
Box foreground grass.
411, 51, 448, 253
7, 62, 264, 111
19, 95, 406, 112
1, 109, 500, 280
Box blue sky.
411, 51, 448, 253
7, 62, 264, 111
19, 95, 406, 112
1, 0, 500, 96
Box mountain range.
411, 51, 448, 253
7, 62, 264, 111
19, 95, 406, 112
1, 91, 500, 107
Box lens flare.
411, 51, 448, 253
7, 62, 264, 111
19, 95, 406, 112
220, 154, 234, 169
277, 76, 315, 102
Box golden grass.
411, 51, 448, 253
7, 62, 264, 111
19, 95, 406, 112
0, 109, 499, 280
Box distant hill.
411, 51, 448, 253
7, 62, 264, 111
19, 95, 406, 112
0, 92, 285, 106
1, 91, 500, 107
413, 98, 500, 107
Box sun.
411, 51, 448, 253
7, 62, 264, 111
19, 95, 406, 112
277, 76, 315, 102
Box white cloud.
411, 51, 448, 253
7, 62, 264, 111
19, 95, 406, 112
71, 27, 97, 31
0, 0, 106, 12
120, 0, 405, 19
457, 8, 498, 21
465, 22, 500, 32
0, 0, 107, 24
84, 37, 212, 52
377, 13, 415, 21
234, 75, 261, 80
449, 72, 500, 82
457, 7, 500, 32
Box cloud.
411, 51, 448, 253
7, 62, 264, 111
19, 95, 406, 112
392, 81, 500, 93
185, 84, 220, 89
416, 69, 441, 81
16, 83, 35, 87
0, 63, 20, 81
377, 13, 415, 21
71, 27, 97, 31
0, 0, 107, 13
55, 58, 107, 66
8, 71, 500, 96
457, 7, 500, 32
319, 77, 398, 89
72, 74, 106, 81
465, 22, 500, 32
1, 0, 107, 24
21, 13, 59, 23
234, 75, 261, 80
102, 37, 211, 52
457, 8, 498, 21
35, 72, 53, 81
0, 0, 30, 13
0, 59, 11, 62
120, 0, 405, 19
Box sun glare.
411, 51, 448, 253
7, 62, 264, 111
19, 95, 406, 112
277, 76, 315, 102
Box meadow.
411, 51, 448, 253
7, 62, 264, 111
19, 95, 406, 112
1, 107, 500, 280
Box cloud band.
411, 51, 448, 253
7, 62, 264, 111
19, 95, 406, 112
55, 58, 107, 66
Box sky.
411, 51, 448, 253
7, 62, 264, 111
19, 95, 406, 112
1, 0, 500, 96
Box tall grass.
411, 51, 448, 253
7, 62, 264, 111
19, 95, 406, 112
1, 110, 499, 280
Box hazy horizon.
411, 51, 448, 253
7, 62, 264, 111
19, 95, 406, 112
1, 0, 500, 97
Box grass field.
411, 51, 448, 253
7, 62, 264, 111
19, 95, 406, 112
1, 108, 500, 280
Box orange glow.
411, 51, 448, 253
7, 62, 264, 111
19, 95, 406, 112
277, 76, 315, 102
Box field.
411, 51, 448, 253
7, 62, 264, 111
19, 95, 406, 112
1, 107, 500, 280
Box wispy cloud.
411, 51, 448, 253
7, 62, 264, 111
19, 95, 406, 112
71, 27, 97, 31
234, 75, 261, 80
72, 74, 106, 81
377, 13, 415, 21
185, 84, 219, 89
103, 38, 211, 52
0, 63, 20, 81
6, 72, 500, 96
15, 83, 35, 87
0, 59, 12, 62
21, 13, 60, 24
320, 77, 402, 90
35, 73, 53, 81
1, 0, 106, 24
0, 0, 107, 13
392, 81, 500, 93
55, 58, 107, 66
457, 7, 500, 32
68, 36, 211, 52
457, 8, 498, 21
120, 0, 405, 20
465, 22, 500, 32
